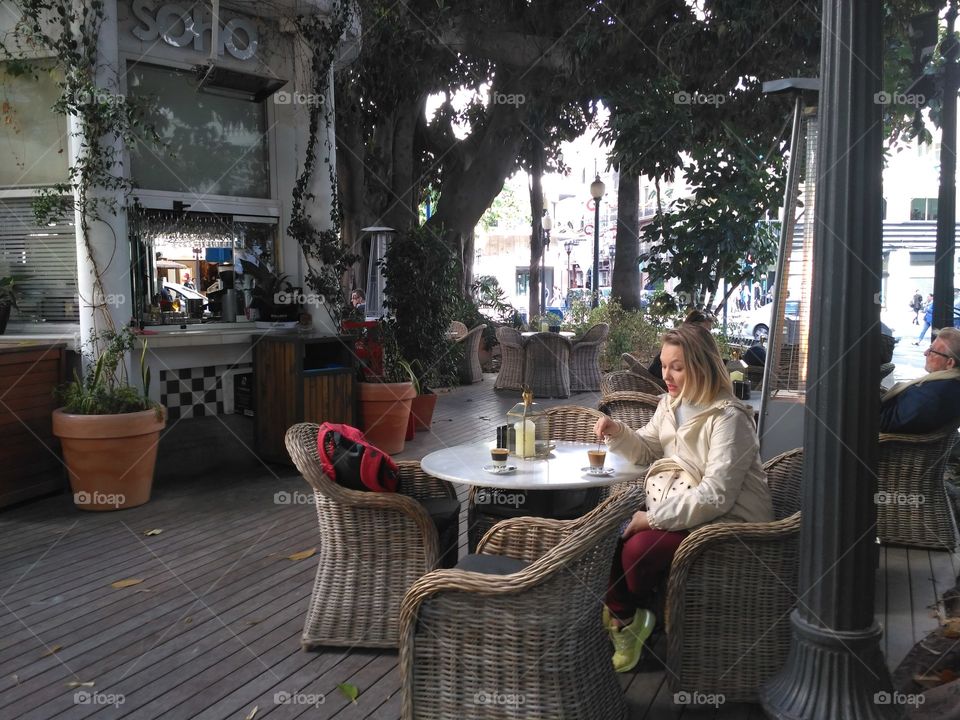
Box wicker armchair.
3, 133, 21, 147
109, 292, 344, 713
618, 354, 669, 392
570, 323, 609, 392
621, 351, 644, 372
285, 423, 459, 648
399, 485, 643, 720
600, 369, 666, 397
665, 448, 803, 703
523, 332, 573, 398
494, 326, 526, 391
448, 320, 468, 339
456, 324, 486, 384
876, 425, 959, 550
597, 391, 661, 429
621, 349, 659, 369
467, 405, 608, 550
545, 403, 607, 441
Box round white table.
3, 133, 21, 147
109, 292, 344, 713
521, 331, 575, 339
420, 440, 644, 490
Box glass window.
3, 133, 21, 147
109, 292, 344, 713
127, 63, 270, 198
0, 62, 69, 187
0, 197, 78, 323
516, 269, 529, 296
130, 209, 278, 325
910, 197, 937, 220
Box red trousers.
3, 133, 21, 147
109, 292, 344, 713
606, 528, 689, 620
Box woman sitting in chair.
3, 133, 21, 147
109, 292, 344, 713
593, 322, 774, 672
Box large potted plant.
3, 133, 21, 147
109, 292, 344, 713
52, 329, 166, 511
357, 318, 416, 454
0, 276, 20, 334
380, 225, 461, 432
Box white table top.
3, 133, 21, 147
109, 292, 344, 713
420, 440, 645, 489
521, 331, 575, 338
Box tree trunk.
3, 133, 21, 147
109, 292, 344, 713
381, 94, 428, 232
528, 140, 546, 321
336, 83, 374, 290
428, 101, 526, 295
612, 169, 641, 310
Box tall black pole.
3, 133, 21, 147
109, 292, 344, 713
934, 2, 958, 333
760, 2, 897, 718
592, 199, 600, 308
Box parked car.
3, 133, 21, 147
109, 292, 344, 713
734, 300, 801, 342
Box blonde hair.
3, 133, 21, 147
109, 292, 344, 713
660, 322, 732, 404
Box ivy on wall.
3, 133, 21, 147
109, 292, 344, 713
289, 0, 357, 325
1, 0, 159, 337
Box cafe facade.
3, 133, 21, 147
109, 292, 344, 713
0, 0, 355, 418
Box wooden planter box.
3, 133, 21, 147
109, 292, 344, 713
0, 344, 67, 507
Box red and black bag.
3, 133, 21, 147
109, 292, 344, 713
316, 423, 399, 493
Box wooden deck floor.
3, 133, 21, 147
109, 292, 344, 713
0, 375, 955, 719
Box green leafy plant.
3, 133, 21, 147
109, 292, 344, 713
0, 276, 20, 310
239, 260, 298, 322
382, 225, 461, 389
567, 297, 666, 371
454, 275, 522, 355
56, 328, 160, 415
360, 317, 417, 385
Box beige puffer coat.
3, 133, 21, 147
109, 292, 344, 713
605, 393, 774, 531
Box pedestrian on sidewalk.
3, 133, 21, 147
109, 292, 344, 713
914, 294, 934, 344
910, 289, 923, 324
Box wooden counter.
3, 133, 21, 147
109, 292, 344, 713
0, 343, 67, 507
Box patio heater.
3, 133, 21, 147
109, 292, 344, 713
590, 175, 605, 308
756, 78, 819, 460
361, 227, 394, 319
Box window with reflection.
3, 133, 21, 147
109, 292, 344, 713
127, 63, 270, 198
0, 61, 69, 187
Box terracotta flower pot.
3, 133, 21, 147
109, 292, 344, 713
410, 392, 438, 431
358, 382, 415, 454
52, 407, 167, 511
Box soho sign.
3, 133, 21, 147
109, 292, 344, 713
131, 1, 258, 61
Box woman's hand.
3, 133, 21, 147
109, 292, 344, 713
622, 511, 651, 539
594, 416, 621, 442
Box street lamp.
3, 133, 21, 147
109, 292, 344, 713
564, 239, 575, 294
590, 174, 605, 308
540, 213, 552, 312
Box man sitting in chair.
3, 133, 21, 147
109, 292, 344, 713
880, 327, 960, 434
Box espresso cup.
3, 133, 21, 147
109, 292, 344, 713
587, 449, 606, 469
490, 447, 509, 468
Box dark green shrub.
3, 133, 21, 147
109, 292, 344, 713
382, 226, 461, 389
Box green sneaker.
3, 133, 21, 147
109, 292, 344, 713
610, 609, 655, 673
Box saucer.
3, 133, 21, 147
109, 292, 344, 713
483, 464, 517, 474
581, 466, 615, 477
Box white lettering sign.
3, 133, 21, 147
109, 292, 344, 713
131, 0, 258, 61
